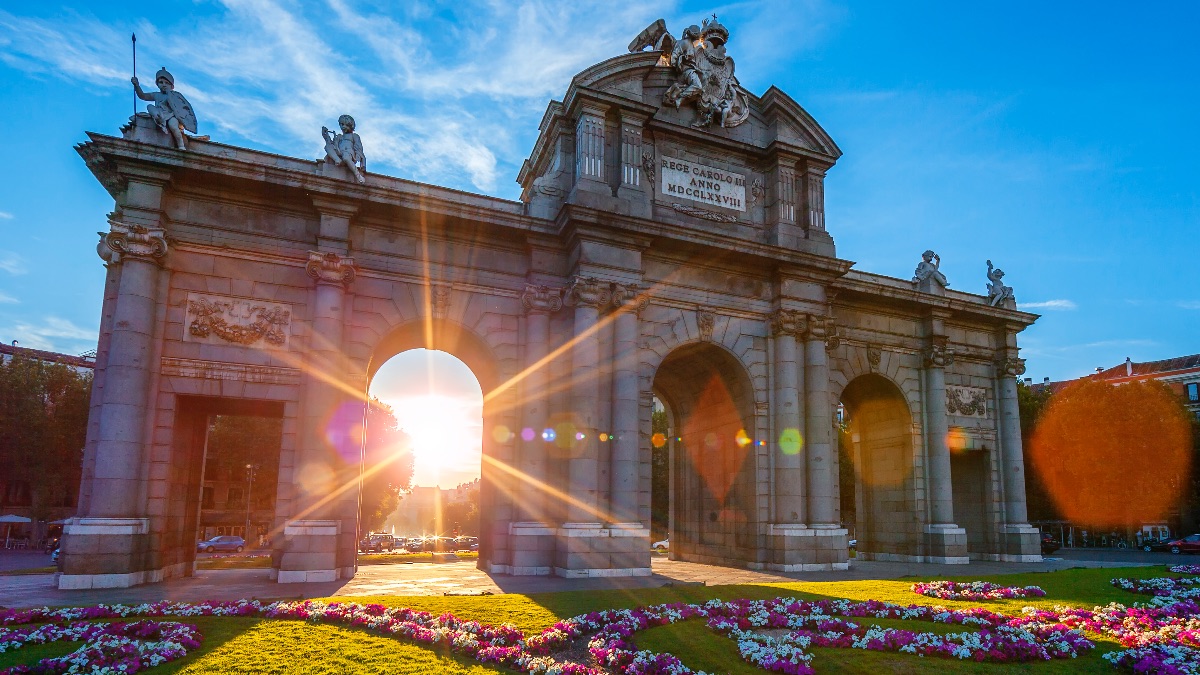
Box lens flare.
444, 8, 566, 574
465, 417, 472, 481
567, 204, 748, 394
491, 424, 513, 443
521, 427, 535, 442
599, 433, 609, 442
651, 432, 667, 448
778, 427, 802, 455
1029, 380, 1192, 527
735, 429, 752, 448
541, 427, 556, 442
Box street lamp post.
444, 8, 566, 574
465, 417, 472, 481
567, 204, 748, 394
244, 464, 257, 546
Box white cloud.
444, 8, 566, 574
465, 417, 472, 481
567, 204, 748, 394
1021, 299, 1077, 310
7, 317, 96, 352
0, 292, 18, 304
1178, 300, 1200, 310
0, 253, 26, 275
0, 212, 12, 220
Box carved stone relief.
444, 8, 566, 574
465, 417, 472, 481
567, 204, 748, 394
670, 202, 739, 223
184, 292, 292, 350
946, 385, 987, 418
431, 285, 452, 319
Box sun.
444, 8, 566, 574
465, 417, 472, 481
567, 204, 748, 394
387, 393, 482, 486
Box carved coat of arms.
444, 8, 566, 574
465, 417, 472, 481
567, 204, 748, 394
629, 15, 751, 129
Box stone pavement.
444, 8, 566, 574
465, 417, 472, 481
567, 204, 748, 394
0, 555, 1153, 610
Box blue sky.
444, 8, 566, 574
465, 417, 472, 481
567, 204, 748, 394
0, 1, 1196, 383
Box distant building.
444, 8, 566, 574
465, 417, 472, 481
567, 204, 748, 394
1030, 353, 1200, 420
382, 479, 479, 536
0, 342, 95, 371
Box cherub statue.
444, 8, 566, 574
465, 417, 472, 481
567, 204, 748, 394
913, 250, 948, 289
663, 24, 703, 110
986, 260, 1015, 307
321, 115, 366, 184
131, 67, 200, 150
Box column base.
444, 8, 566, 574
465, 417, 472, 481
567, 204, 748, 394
277, 519, 343, 584
923, 524, 969, 564
57, 518, 173, 589
554, 522, 652, 578
765, 524, 850, 571
508, 521, 556, 575
998, 524, 1044, 562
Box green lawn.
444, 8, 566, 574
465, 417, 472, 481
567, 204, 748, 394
0, 565, 1176, 674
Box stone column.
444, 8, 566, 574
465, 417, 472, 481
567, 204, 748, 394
608, 283, 651, 572
804, 316, 836, 527
923, 337, 955, 526
89, 221, 168, 518
278, 251, 356, 584
996, 355, 1041, 560
609, 284, 642, 523
921, 332, 968, 562
58, 220, 167, 589
509, 284, 561, 575
771, 309, 805, 525
556, 276, 613, 577
766, 309, 817, 571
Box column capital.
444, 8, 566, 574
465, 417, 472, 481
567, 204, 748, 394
770, 309, 805, 337
564, 276, 611, 309
611, 283, 647, 313
924, 336, 955, 368
97, 220, 168, 266
521, 284, 563, 314
996, 356, 1027, 378
305, 251, 357, 287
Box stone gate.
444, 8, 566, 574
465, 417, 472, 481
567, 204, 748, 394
60, 17, 1042, 588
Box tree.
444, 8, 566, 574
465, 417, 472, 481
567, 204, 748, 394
1016, 381, 1057, 521
650, 403, 669, 541
206, 415, 282, 509
359, 398, 414, 534
0, 355, 91, 540
1028, 379, 1192, 530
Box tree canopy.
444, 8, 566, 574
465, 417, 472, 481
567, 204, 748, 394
360, 398, 414, 533
0, 355, 91, 529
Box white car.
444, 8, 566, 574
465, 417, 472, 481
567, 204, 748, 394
652, 539, 669, 551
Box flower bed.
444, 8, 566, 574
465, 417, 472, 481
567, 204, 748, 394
1168, 565, 1200, 575
4, 572, 1200, 674
911, 580, 1047, 601
0, 620, 201, 675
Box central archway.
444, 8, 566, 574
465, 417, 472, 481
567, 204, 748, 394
652, 342, 758, 566
365, 319, 512, 571
840, 374, 920, 560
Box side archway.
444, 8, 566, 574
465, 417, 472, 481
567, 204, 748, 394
840, 374, 921, 560
652, 341, 760, 566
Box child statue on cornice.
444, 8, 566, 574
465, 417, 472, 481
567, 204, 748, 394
321, 115, 367, 184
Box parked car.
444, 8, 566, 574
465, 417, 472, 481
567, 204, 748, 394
652, 539, 669, 552
1040, 534, 1061, 555
1167, 534, 1200, 554
405, 537, 424, 552
358, 534, 396, 552
51, 548, 60, 564
1141, 538, 1173, 552
848, 539, 857, 550
196, 535, 245, 553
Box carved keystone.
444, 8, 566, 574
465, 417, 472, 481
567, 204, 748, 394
924, 337, 955, 368
696, 307, 716, 341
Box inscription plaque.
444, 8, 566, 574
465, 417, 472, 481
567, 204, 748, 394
660, 156, 746, 212
183, 292, 292, 351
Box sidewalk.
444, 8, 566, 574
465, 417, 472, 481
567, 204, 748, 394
0, 555, 1152, 610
